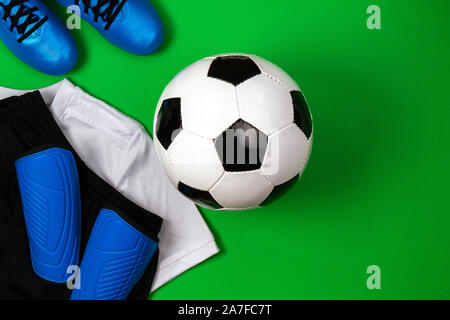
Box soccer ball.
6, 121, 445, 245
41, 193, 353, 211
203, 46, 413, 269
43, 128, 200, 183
153, 54, 313, 210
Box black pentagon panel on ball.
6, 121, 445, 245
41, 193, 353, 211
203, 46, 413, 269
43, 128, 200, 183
291, 91, 313, 139
214, 119, 268, 172
208, 55, 262, 86
156, 98, 182, 150
261, 174, 299, 207
178, 182, 223, 209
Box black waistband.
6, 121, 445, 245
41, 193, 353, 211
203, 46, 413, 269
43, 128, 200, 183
3, 91, 163, 241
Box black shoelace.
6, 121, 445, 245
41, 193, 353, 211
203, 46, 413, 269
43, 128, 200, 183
0, 0, 48, 42
75, 0, 127, 30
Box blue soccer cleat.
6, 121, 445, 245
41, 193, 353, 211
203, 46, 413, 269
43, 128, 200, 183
57, 0, 164, 55
0, 0, 77, 75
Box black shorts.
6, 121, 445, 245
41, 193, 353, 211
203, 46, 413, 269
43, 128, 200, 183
0, 91, 163, 300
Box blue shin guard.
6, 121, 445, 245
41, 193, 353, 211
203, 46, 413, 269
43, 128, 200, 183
71, 209, 158, 300
15, 147, 81, 283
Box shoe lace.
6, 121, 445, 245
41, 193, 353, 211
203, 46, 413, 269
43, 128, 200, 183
75, 0, 126, 30
0, 0, 48, 42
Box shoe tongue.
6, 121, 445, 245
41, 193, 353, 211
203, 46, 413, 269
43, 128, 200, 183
84, 0, 123, 24
8, 2, 43, 36
88, 0, 114, 11
9, 4, 20, 17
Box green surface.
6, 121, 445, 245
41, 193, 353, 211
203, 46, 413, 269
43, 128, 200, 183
1, 0, 449, 299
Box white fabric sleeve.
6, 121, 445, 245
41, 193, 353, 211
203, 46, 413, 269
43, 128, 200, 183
51, 81, 220, 292
124, 129, 219, 291
0, 80, 220, 292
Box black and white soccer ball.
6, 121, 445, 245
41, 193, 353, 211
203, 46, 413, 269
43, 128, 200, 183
153, 54, 313, 210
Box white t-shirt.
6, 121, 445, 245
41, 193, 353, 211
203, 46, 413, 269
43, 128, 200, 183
0, 79, 219, 292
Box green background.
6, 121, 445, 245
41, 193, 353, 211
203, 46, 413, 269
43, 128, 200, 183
1, 0, 449, 299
